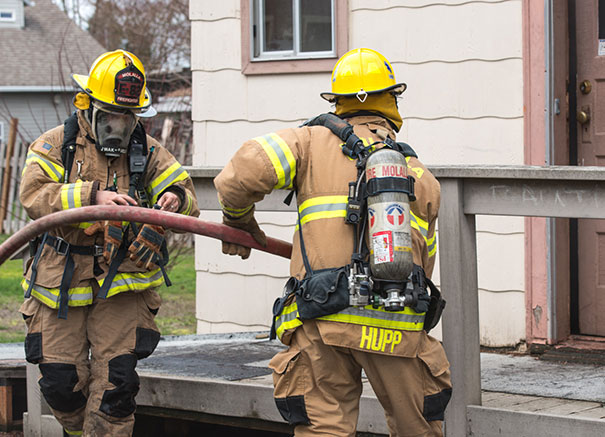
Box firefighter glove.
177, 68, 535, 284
222, 209, 267, 260
84, 220, 123, 263
128, 224, 165, 269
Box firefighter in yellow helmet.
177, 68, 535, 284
19, 50, 199, 436
215, 48, 451, 436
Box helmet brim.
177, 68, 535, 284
71, 73, 155, 115
320, 82, 407, 103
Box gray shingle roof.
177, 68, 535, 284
0, 0, 106, 88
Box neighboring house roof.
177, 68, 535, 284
155, 95, 191, 114
0, 0, 106, 90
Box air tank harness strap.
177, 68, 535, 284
99, 134, 171, 299
97, 225, 131, 299
302, 112, 371, 161
25, 233, 104, 319
61, 112, 79, 183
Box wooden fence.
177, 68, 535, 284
0, 118, 29, 235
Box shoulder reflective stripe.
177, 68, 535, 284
298, 195, 348, 226
60, 180, 84, 210
149, 163, 189, 204
24, 151, 64, 182
275, 301, 302, 340
318, 305, 425, 331
21, 279, 93, 307
254, 133, 296, 189
64, 429, 83, 436
98, 269, 164, 297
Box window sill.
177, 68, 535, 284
243, 57, 339, 75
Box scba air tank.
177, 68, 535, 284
365, 149, 414, 283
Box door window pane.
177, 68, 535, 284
300, 0, 332, 52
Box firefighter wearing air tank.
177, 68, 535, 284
18, 50, 199, 436
215, 48, 451, 436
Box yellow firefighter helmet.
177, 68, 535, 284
321, 48, 406, 103
72, 50, 156, 117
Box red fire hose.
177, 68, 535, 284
0, 205, 292, 266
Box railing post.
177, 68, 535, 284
23, 363, 62, 437
439, 179, 481, 437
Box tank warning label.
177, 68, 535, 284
372, 231, 393, 264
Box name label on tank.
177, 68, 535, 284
366, 163, 407, 180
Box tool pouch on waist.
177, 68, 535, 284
295, 266, 349, 320
423, 277, 446, 333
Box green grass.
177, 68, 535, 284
156, 248, 197, 335
0, 235, 197, 343
0, 246, 28, 342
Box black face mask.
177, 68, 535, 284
91, 104, 138, 157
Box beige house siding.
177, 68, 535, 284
191, 0, 525, 346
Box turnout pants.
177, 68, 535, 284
269, 320, 451, 437
20, 288, 162, 437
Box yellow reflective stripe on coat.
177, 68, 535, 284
98, 269, 165, 298
426, 230, 437, 257
148, 162, 189, 204
183, 194, 194, 215
274, 300, 303, 340
298, 195, 348, 226
60, 180, 84, 210
24, 151, 64, 182
254, 133, 296, 189
219, 197, 253, 218
73, 221, 95, 229
409, 211, 436, 257
318, 305, 425, 331
64, 429, 83, 436
21, 279, 93, 308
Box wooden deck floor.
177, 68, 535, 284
482, 391, 605, 420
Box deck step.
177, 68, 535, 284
468, 392, 605, 436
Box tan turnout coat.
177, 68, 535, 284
215, 114, 444, 364
20, 111, 200, 308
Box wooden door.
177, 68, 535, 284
576, 0, 605, 336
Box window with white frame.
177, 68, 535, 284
0, 10, 15, 22
251, 0, 335, 61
